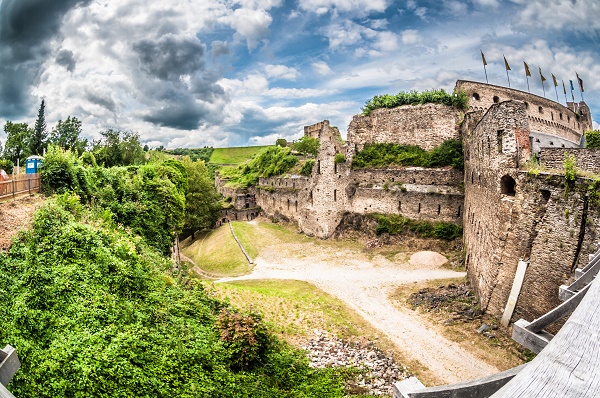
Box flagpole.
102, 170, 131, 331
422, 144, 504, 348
539, 68, 546, 97
562, 81, 568, 105
503, 55, 511, 87
576, 73, 585, 102
552, 74, 559, 102
526, 76, 530, 92
554, 85, 559, 102
481, 50, 488, 84
524, 62, 531, 92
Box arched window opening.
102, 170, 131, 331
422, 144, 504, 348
500, 175, 516, 196
493, 96, 499, 103
538, 106, 543, 113
472, 93, 480, 101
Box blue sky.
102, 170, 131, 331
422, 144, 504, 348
0, 0, 599, 149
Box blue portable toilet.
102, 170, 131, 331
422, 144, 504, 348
26, 155, 43, 174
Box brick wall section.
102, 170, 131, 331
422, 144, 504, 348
540, 148, 600, 173
347, 103, 461, 151
456, 80, 591, 145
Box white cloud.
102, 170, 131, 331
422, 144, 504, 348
264, 64, 298, 80
374, 31, 399, 52
299, 0, 389, 14
219, 7, 273, 50
312, 61, 333, 75
325, 20, 371, 48
401, 29, 421, 45
445, 0, 468, 15
472, 0, 499, 7
512, 0, 600, 34
265, 87, 338, 98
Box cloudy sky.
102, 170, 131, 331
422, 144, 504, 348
0, 0, 599, 149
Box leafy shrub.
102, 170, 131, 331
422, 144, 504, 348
221, 146, 299, 188
352, 139, 463, 170
362, 89, 468, 116
275, 138, 287, 147
0, 158, 14, 174
334, 153, 346, 163
564, 153, 577, 186
217, 308, 271, 370
40, 145, 91, 196
585, 130, 600, 148
292, 136, 320, 157
300, 159, 316, 176
0, 198, 353, 397
373, 214, 462, 240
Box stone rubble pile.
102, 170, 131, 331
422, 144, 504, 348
301, 330, 409, 396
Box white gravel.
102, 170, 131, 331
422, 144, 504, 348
217, 237, 499, 385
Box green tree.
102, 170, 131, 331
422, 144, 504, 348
585, 130, 600, 149
49, 116, 87, 155
93, 129, 144, 167
3, 121, 32, 166
181, 156, 221, 233
292, 136, 320, 157
31, 99, 48, 155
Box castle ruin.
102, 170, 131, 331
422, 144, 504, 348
216, 80, 596, 326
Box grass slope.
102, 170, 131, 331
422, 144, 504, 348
181, 224, 251, 277
210, 146, 272, 165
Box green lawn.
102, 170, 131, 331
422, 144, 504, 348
180, 224, 251, 277
213, 279, 385, 341
209, 145, 272, 164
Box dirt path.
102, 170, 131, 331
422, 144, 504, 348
217, 238, 499, 385
0, 195, 44, 251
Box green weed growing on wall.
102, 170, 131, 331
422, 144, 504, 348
361, 89, 468, 116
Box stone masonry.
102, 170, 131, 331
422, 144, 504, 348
217, 81, 597, 324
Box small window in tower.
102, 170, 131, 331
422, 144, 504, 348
560, 113, 563, 120
493, 96, 499, 103
538, 106, 543, 113
472, 93, 480, 101
524, 102, 529, 109
500, 175, 516, 196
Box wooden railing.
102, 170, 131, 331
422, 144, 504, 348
0, 173, 41, 200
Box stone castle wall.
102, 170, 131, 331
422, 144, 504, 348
463, 99, 599, 323
216, 81, 597, 326
540, 148, 600, 173
347, 103, 461, 151
456, 80, 591, 145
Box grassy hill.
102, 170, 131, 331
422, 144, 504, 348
210, 145, 272, 165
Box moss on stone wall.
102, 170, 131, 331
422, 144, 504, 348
370, 213, 462, 240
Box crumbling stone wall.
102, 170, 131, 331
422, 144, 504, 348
347, 103, 461, 151
540, 148, 600, 173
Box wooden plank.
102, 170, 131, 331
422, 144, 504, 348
393, 365, 525, 398
511, 319, 553, 354
492, 276, 600, 397
526, 283, 589, 333
501, 260, 528, 327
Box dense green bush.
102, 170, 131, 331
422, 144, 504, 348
362, 89, 468, 116
0, 199, 351, 397
373, 214, 462, 240
40, 145, 91, 197
164, 147, 214, 163
220, 146, 299, 188
352, 140, 463, 170
292, 136, 320, 157
585, 130, 600, 148
0, 158, 14, 174
334, 153, 346, 164
300, 159, 315, 176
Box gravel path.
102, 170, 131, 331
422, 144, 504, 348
217, 240, 500, 385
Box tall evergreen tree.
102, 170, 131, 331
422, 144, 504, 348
31, 99, 48, 155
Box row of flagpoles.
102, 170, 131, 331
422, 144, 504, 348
480, 50, 585, 105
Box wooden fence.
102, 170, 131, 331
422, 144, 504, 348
0, 173, 41, 200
